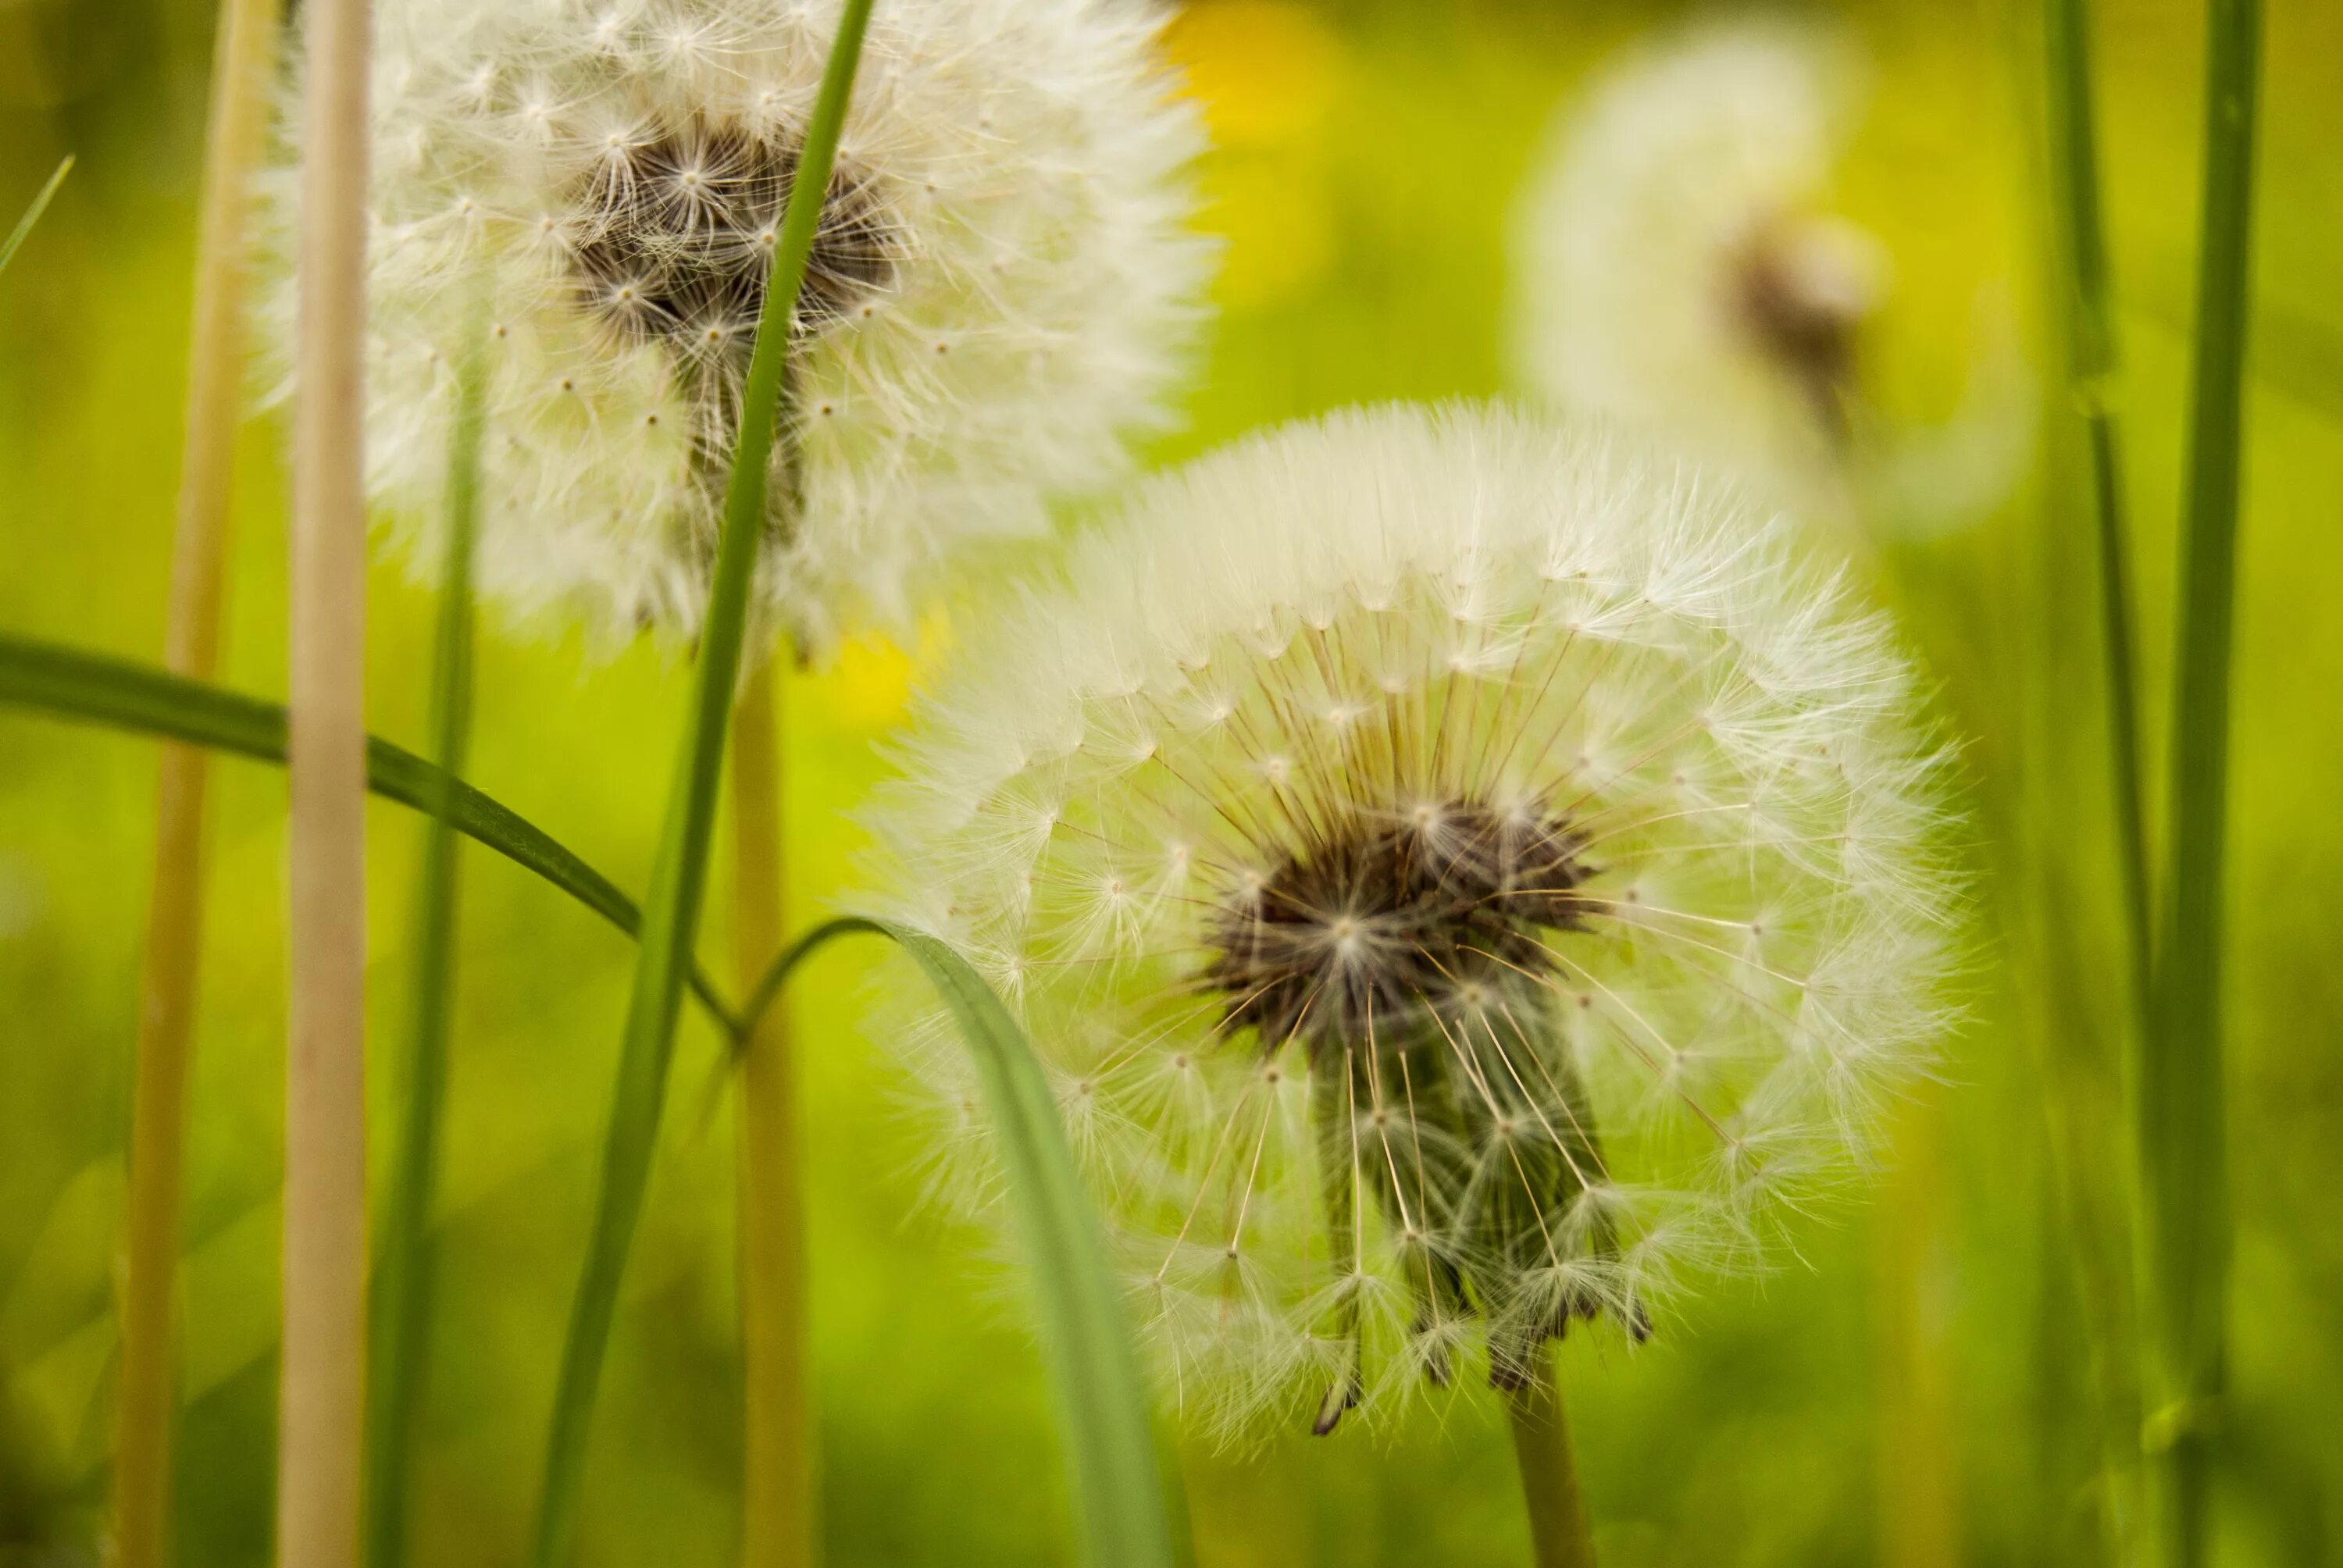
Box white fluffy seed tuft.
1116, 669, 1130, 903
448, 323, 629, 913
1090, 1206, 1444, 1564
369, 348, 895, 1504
865, 404, 1963, 1439
266, 0, 1211, 654
1511, 22, 1873, 493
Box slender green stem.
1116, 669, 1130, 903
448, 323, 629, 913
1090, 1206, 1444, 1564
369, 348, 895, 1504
528, 7, 874, 1563
2143, 0, 2260, 1560
364, 313, 487, 1568
2040, 1, 2150, 1556
1503, 1349, 1598, 1568
0, 634, 739, 1032
0, 155, 72, 276
2044, 0, 2152, 1030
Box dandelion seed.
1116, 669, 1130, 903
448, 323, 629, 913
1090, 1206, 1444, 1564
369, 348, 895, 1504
268, 0, 1210, 653
867, 405, 1961, 1439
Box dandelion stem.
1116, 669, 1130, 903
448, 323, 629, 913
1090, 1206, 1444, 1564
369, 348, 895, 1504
2142, 0, 2261, 1558
732, 661, 815, 1568
362, 311, 487, 1568
1503, 1349, 1598, 1568
109, 0, 276, 1559
280, 0, 373, 1552
528, 5, 873, 1563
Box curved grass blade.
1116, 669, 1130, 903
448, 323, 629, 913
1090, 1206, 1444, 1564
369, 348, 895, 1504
744, 917, 1176, 1568
0, 155, 72, 277
0, 633, 739, 1033
2142, 0, 2262, 1559
527, 5, 874, 1562
365, 311, 487, 1568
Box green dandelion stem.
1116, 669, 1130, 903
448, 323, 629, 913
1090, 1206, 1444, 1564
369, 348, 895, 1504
363, 307, 487, 1568
526, 4, 874, 1563
2143, 0, 2261, 1559
0, 633, 739, 1033
1505, 1349, 1599, 1568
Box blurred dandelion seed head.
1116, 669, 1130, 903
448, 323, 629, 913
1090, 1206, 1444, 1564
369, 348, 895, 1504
266, 0, 1211, 654
1512, 20, 1877, 490
866, 404, 1962, 1439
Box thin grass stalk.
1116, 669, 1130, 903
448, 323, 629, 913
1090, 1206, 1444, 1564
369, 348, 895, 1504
2044, 0, 2152, 1035
2038, 2, 2152, 1556
528, 6, 874, 1563
362, 314, 487, 1568
1503, 1349, 1598, 1568
109, 0, 277, 1559
0, 155, 73, 276
280, 0, 373, 1553
0, 634, 743, 1030
2142, 0, 2262, 1558
731, 663, 813, 1568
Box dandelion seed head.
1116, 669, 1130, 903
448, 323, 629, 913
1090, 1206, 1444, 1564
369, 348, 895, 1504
1510, 20, 2035, 531
268, 0, 1210, 654
866, 404, 1959, 1438
1511, 20, 1874, 488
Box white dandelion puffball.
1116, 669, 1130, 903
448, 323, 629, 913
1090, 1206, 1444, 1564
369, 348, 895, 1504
1512, 21, 1881, 496
284, 0, 1207, 651
868, 404, 1960, 1440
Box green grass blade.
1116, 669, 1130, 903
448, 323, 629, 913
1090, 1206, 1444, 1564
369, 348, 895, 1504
2143, 0, 2262, 1559
364, 315, 487, 1568
0, 633, 737, 1032
2041, 0, 2151, 1555
527, 5, 874, 1563
2044, 0, 2152, 1030
745, 917, 1178, 1568
0, 155, 72, 277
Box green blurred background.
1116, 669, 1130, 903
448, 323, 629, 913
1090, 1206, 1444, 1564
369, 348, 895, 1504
2, 0, 2338, 1563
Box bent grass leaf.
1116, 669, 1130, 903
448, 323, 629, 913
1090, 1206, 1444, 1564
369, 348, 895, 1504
747, 917, 1177, 1568
0, 633, 737, 1032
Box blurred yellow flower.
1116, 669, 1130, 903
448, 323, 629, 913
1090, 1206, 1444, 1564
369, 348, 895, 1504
1165, 1, 1350, 309
1164, 2, 1340, 148
821, 610, 954, 731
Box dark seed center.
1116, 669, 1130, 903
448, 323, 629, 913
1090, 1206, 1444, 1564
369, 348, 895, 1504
566, 116, 893, 370
1202, 797, 1595, 1056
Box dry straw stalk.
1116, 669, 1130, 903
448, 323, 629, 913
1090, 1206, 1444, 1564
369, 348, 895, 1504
731, 664, 815, 1568
109, 0, 279, 1561
280, 0, 373, 1558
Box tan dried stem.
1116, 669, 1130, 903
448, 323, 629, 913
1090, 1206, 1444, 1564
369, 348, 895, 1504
110, 0, 281, 1560
280, 0, 373, 1559
733, 660, 814, 1568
